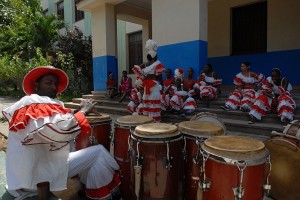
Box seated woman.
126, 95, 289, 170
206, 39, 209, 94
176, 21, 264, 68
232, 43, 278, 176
106, 72, 117, 98
118, 70, 132, 103
194, 64, 222, 108
127, 76, 144, 114
183, 67, 197, 97
221, 62, 265, 111
163, 68, 175, 93
166, 69, 197, 115
248, 68, 296, 124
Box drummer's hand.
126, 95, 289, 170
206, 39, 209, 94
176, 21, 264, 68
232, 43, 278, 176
80, 99, 97, 115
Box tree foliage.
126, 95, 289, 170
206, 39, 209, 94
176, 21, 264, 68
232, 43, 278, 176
0, 0, 93, 96
52, 28, 93, 93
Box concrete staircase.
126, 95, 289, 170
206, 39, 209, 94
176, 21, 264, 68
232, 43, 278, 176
64, 86, 300, 141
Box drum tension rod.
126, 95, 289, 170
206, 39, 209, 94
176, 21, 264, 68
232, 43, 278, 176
263, 155, 272, 194
233, 160, 247, 200
89, 127, 98, 145
199, 149, 211, 191
164, 142, 173, 170
182, 137, 187, 161
127, 134, 133, 158
193, 139, 204, 164
135, 140, 144, 167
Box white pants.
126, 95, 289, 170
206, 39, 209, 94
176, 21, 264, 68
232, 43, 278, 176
8, 145, 119, 199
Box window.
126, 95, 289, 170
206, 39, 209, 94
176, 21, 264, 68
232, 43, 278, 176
231, 1, 267, 55
57, 1, 64, 20
128, 31, 143, 74
75, 0, 84, 22
43, 8, 49, 16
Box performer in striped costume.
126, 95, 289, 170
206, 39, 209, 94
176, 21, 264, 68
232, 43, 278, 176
221, 62, 265, 111
194, 64, 222, 108
132, 39, 165, 122
249, 68, 296, 124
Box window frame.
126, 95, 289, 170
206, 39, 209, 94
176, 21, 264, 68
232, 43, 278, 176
74, 0, 84, 22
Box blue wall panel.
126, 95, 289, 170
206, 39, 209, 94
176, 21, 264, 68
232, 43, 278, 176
93, 56, 118, 91
158, 40, 207, 79
208, 49, 300, 85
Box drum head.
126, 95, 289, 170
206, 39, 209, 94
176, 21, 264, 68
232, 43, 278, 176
116, 115, 154, 126
202, 136, 267, 163
190, 112, 226, 133
86, 114, 111, 124
264, 137, 300, 200
178, 121, 224, 137
134, 123, 178, 138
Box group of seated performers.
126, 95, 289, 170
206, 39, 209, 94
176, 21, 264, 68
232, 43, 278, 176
126, 40, 223, 121
119, 39, 296, 125
221, 62, 296, 125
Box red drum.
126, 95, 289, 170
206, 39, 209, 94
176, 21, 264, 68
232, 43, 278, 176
264, 136, 300, 200
178, 121, 225, 200
200, 136, 270, 200
112, 115, 154, 200
75, 114, 111, 150
131, 123, 183, 199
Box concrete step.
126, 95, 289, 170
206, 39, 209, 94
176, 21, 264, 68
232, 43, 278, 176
162, 113, 284, 137
69, 98, 300, 123
82, 94, 300, 112
65, 101, 284, 137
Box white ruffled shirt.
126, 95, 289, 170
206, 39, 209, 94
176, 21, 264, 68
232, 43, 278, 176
3, 94, 81, 192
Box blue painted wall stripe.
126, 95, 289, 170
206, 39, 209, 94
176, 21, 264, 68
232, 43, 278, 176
93, 56, 118, 91
158, 40, 207, 79
207, 49, 300, 85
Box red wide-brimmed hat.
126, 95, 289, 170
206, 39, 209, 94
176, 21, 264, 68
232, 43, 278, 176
22, 66, 69, 95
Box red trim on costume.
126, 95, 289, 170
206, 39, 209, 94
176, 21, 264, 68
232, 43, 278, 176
233, 77, 243, 85
278, 106, 294, 116
8, 103, 71, 132
143, 99, 161, 104
85, 172, 121, 199
153, 116, 161, 122
74, 111, 91, 135
155, 64, 165, 75
226, 98, 241, 106
183, 78, 196, 90
143, 107, 161, 113
163, 78, 175, 87
143, 79, 157, 95
251, 105, 266, 116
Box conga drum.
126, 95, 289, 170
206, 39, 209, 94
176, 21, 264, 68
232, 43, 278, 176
178, 121, 225, 200
200, 136, 270, 200
131, 123, 183, 199
264, 136, 300, 200
275, 119, 300, 139
75, 114, 111, 150
190, 112, 226, 133
112, 115, 154, 200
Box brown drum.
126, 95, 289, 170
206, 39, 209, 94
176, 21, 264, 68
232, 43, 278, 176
281, 120, 300, 138
112, 115, 154, 200
131, 123, 183, 199
178, 121, 224, 200
264, 137, 300, 200
75, 114, 111, 150
200, 136, 270, 200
